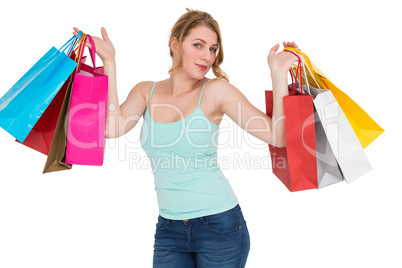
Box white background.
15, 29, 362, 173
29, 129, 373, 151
0, 0, 400, 267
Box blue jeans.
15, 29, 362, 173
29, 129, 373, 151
153, 204, 250, 267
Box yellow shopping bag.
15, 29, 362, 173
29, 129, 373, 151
284, 47, 384, 149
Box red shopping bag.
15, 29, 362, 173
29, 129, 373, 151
18, 77, 71, 155
18, 47, 86, 155
265, 85, 318, 192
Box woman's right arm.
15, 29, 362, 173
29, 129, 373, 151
73, 27, 147, 139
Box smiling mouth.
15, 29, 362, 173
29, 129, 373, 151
196, 64, 207, 71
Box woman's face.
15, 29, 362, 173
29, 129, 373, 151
175, 25, 218, 80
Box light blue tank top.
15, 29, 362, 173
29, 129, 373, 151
140, 80, 238, 220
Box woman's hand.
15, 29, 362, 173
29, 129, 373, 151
267, 41, 300, 75
73, 27, 116, 63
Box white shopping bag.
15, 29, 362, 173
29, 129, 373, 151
288, 49, 372, 184
311, 87, 372, 183
313, 106, 344, 188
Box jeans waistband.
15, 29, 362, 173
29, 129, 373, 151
161, 204, 241, 224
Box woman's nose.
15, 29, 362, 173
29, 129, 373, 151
201, 48, 211, 61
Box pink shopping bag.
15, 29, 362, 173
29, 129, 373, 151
65, 35, 108, 166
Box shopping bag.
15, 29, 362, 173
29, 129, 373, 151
313, 65, 383, 149
265, 79, 318, 192
314, 108, 344, 188
287, 50, 372, 183
284, 47, 384, 149
42, 81, 74, 173
43, 33, 87, 173
310, 86, 372, 183
286, 50, 344, 189
65, 35, 108, 166
18, 51, 88, 155
0, 32, 82, 142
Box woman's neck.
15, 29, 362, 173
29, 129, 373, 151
167, 71, 206, 96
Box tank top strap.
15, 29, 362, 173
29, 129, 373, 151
198, 80, 209, 108
147, 82, 157, 110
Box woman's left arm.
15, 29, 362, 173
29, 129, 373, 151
217, 42, 299, 147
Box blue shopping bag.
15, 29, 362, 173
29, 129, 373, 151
0, 32, 82, 142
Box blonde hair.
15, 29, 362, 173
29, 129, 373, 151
168, 8, 229, 82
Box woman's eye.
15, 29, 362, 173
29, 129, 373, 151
194, 43, 217, 53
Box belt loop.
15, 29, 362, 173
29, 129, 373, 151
166, 219, 171, 225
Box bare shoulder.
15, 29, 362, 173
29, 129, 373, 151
122, 81, 154, 107
206, 78, 232, 89
205, 79, 248, 112
132, 80, 155, 99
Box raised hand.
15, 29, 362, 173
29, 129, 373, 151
73, 27, 116, 63
267, 41, 300, 74
282, 41, 300, 50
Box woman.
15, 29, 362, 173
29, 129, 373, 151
75, 8, 298, 268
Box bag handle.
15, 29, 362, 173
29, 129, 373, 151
87, 35, 97, 68
300, 52, 322, 90
287, 53, 299, 93
285, 50, 303, 94
73, 33, 87, 73
60, 31, 82, 57
284, 47, 325, 89
285, 49, 322, 94
67, 33, 87, 84
67, 34, 81, 57
76, 34, 97, 72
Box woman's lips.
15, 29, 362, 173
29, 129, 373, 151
196, 64, 207, 71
